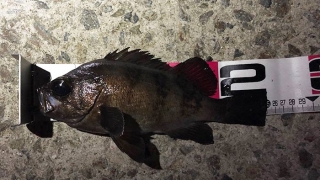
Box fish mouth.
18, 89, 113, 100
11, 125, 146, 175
38, 89, 55, 114
37, 88, 86, 123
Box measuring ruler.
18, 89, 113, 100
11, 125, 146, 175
39, 55, 320, 116
21, 54, 320, 120
37, 54, 320, 116
191, 55, 320, 115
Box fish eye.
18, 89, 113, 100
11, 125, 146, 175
50, 79, 72, 97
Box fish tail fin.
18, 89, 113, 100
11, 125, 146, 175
209, 89, 267, 126
171, 57, 267, 126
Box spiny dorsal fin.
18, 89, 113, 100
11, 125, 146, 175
170, 57, 218, 96
104, 48, 171, 71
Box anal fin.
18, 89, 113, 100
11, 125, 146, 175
167, 124, 214, 145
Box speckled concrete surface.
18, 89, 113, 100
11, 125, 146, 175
0, 0, 319, 179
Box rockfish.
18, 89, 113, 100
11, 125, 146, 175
37, 48, 266, 169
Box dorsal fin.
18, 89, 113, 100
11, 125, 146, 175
104, 48, 171, 71
170, 57, 218, 96
104, 48, 217, 96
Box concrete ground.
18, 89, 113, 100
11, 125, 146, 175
0, 0, 319, 179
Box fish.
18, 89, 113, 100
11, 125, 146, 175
37, 48, 267, 169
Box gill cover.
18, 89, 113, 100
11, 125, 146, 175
37, 75, 104, 123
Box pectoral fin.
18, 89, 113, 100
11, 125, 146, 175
112, 134, 145, 163
167, 124, 214, 145
99, 106, 124, 137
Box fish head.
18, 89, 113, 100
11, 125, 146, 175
37, 75, 104, 124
